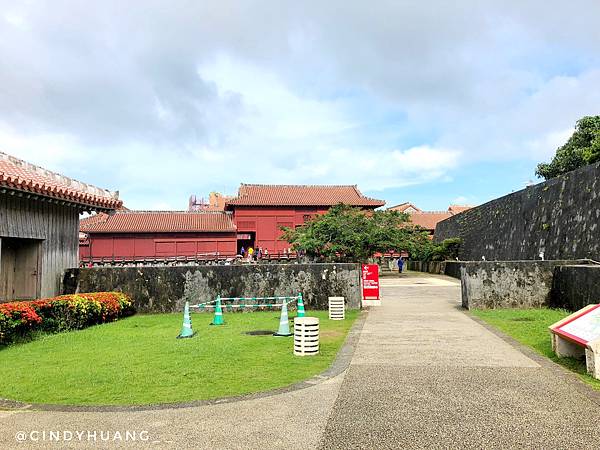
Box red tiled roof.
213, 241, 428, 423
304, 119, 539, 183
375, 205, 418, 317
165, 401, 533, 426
408, 212, 453, 231
80, 211, 237, 233
226, 184, 385, 207
448, 204, 472, 214
388, 202, 423, 213
0, 152, 121, 210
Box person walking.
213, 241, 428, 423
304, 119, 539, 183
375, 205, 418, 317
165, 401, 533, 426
397, 257, 404, 274
240, 246, 246, 257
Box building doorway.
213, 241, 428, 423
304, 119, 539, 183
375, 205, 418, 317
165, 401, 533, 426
0, 237, 42, 302
236, 232, 255, 255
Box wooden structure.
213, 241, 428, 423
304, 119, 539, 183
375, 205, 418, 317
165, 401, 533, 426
80, 184, 385, 264
0, 152, 121, 301
79, 211, 237, 262
225, 184, 385, 254
80, 184, 384, 265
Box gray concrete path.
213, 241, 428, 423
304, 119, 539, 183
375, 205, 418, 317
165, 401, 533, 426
2, 273, 600, 449
320, 275, 600, 449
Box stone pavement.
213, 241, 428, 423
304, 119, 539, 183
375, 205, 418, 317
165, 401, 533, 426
1, 273, 600, 449
320, 275, 600, 449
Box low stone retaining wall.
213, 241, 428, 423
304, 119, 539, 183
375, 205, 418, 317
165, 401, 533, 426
63, 263, 361, 313
460, 260, 589, 310
406, 261, 462, 279
550, 265, 600, 311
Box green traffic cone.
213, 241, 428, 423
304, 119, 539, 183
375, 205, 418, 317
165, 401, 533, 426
273, 301, 293, 336
296, 293, 306, 318
211, 297, 225, 326
176, 301, 196, 339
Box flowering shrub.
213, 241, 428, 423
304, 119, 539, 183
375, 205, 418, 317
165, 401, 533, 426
0, 292, 134, 345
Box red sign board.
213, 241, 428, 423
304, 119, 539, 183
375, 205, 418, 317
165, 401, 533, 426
361, 264, 380, 300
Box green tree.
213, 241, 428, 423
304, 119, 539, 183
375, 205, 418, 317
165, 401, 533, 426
536, 116, 600, 180
280, 204, 432, 262
429, 237, 462, 261
404, 236, 462, 262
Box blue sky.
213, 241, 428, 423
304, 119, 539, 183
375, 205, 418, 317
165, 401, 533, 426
1, 1, 600, 211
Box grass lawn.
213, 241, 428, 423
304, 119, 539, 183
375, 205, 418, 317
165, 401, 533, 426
0, 310, 358, 406
471, 308, 600, 391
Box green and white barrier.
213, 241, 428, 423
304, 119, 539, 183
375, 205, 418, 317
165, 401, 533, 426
178, 293, 305, 339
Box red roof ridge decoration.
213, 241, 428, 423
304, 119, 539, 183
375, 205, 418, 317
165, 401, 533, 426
111, 210, 231, 215
226, 183, 385, 207
80, 210, 236, 233
0, 151, 121, 210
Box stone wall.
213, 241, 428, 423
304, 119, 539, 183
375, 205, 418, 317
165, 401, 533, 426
63, 263, 361, 313
435, 161, 600, 261
550, 265, 600, 311
460, 260, 589, 309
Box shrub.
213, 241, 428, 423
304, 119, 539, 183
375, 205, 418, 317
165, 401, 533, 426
0, 292, 134, 345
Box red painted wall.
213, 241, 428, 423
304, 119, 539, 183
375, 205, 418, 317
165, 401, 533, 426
80, 205, 363, 261
83, 232, 237, 260
233, 206, 328, 252
79, 243, 90, 260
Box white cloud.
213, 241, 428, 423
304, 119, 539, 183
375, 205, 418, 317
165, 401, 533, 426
0, 122, 84, 171
0, 1, 600, 208
525, 128, 575, 160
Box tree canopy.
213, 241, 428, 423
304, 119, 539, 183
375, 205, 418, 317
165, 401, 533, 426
536, 116, 600, 180
280, 204, 443, 262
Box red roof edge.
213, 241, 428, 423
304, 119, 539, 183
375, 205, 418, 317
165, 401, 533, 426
0, 151, 122, 210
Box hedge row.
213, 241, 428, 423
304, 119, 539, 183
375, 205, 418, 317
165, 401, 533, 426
0, 292, 135, 345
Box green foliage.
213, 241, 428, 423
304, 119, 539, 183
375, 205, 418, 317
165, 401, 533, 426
410, 237, 462, 262
430, 237, 462, 261
0, 310, 358, 405
536, 116, 600, 179
0, 292, 135, 345
280, 204, 431, 262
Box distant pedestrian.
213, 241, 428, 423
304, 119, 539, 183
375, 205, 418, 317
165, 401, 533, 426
397, 258, 404, 274
248, 247, 254, 260
257, 247, 263, 259
240, 246, 245, 257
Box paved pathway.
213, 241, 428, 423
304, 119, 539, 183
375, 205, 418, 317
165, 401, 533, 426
320, 275, 600, 449
1, 273, 600, 449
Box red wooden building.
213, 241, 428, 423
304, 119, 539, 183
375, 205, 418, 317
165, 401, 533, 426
80, 211, 237, 262
226, 184, 385, 254
80, 184, 385, 263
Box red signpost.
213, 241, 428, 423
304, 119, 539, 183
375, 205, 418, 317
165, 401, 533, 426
361, 264, 381, 306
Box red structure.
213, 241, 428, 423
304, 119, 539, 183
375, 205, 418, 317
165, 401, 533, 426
388, 202, 472, 236
226, 184, 384, 254
80, 211, 237, 262
80, 184, 385, 263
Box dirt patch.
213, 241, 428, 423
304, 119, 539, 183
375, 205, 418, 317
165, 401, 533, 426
244, 330, 275, 336
320, 329, 344, 339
